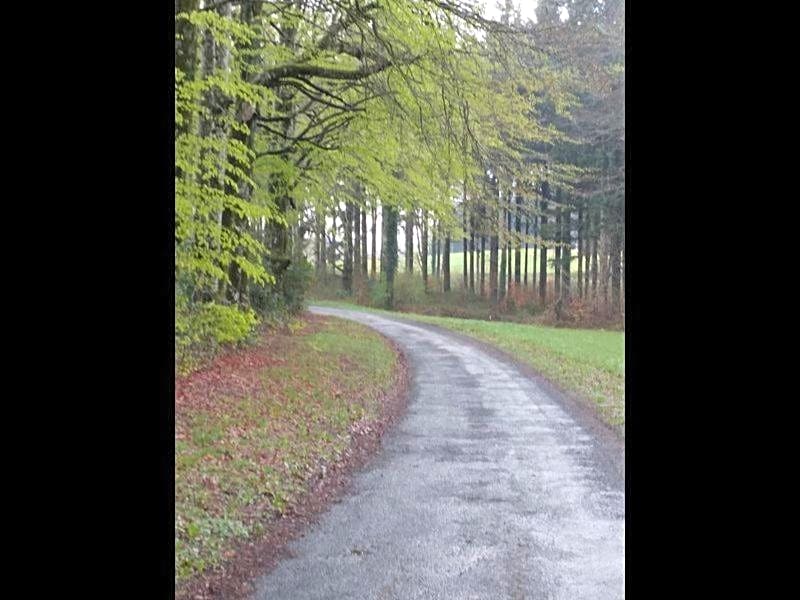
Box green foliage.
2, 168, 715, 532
368, 279, 389, 308
392, 272, 427, 307
176, 297, 257, 374
281, 257, 314, 313
174, 0, 622, 353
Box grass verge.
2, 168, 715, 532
312, 300, 624, 436
175, 314, 401, 584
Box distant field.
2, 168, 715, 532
341, 250, 588, 278
434, 249, 585, 278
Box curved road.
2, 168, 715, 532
253, 306, 624, 600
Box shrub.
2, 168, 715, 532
281, 257, 314, 314
175, 300, 258, 374
249, 257, 314, 318
393, 272, 426, 306
369, 278, 390, 308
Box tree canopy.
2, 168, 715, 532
175, 0, 625, 363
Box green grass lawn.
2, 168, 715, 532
175, 316, 400, 582
312, 300, 624, 436
439, 249, 585, 278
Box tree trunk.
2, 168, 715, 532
490, 228, 499, 303
315, 208, 325, 276
405, 210, 414, 272
577, 206, 583, 299
328, 206, 338, 270
598, 226, 610, 313
421, 210, 428, 289
524, 210, 529, 288
371, 202, 377, 279
591, 209, 599, 298
539, 198, 548, 306
353, 202, 361, 285
463, 201, 468, 290
532, 205, 537, 296
361, 206, 368, 276
443, 235, 451, 291
343, 203, 353, 293
507, 190, 512, 292
436, 230, 441, 277
469, 223, 475, 294
382, 204, 398, 308
431, 224, 438, 278
499, 196, 506, 301
611, 225, 622, 314
480, 234, 486, 297
554, 202, 561, 299
514, 192, 522, 285
584, 209, 591, 299
562, 206, 571, 303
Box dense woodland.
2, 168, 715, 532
175, 0, 624, 362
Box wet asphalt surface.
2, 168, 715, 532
252, 306, 624, 600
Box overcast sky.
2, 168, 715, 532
482, 0, 539, 23
481, 1, 570, 24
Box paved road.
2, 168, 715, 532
253, 306, 624, 600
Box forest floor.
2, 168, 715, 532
175, 314, 409, 600
312, 300, 624, 437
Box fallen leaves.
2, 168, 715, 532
175, 315, 401, 588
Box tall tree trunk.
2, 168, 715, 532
490, 228, 499, 303
524, 211, 529, 288
421, 210, 428, 289
361, 206, 368, 276
354, 202, 361, 285
329, 206, 338, 270
221, 2, 262, 306
562, 206, 571, 303
554, 201, 561, 299
370, 202, 377, 279
591, 209, 599, 297
382, 204, 398, 308
577, 206, 583, 299
514, 192, 522, 285
436, 230, 441, 277
263, 2, 300, 304
431, 224, 437, 278
343, 203, 353, 293
469, 221, 475, 294
584, 208, 591, 299
315, 208, 325, 276
507, 191, 512, 291
539, 197, 548, 306
443, 235, 451, 291
499, 199, 506, 301
611, 224, 622, 314
598, 225, 610, 313
405, 210, 414, 272
463, 206, 468, 290
532, 204, 537, 296
480, 234, 486, 297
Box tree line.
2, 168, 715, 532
175, 0, 624, 357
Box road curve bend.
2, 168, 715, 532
253, 306, 624, 600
